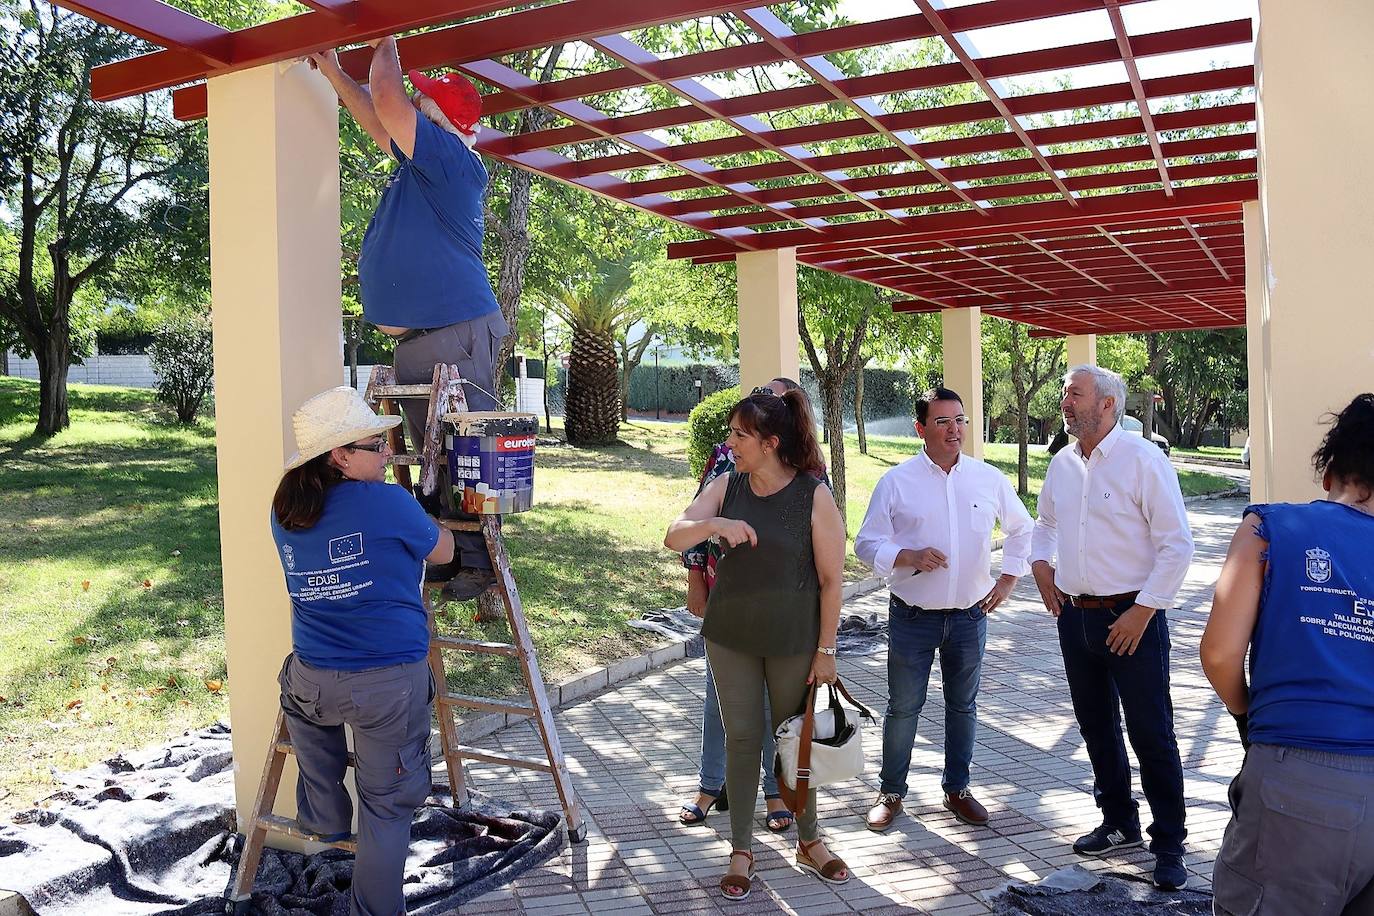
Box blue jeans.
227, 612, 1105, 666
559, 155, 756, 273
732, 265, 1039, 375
880, 596, 987, 797
701, 655, 779, 797
1057, 599, 1187, 856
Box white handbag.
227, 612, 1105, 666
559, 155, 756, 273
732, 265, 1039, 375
773, 679, 875, 818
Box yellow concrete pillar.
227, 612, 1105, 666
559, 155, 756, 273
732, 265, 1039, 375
1067, 334, 1097, 368
208, 61, 344, 829
736, 248, 799, 387
1243, 200, 1271, 503
1256, 0, 1374, 502
941, 307, 983, 458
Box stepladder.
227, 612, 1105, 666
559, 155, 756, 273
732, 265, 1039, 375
226, 364, 584, 914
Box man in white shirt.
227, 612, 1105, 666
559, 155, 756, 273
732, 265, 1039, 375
855, 388, 1033, 832
1030, 365, 1194, 892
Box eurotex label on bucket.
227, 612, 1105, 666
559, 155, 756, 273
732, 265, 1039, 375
443, 412, 537, 514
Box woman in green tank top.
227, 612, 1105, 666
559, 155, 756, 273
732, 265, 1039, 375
666, 389, 849, 900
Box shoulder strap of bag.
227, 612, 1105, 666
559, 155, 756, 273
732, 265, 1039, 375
792, 683, 818, 820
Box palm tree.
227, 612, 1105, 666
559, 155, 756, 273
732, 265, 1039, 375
539, 253, 635, 446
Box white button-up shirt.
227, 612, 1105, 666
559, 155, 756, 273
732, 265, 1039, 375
1030, 424, 1194, 610
855, 450, 1034, 610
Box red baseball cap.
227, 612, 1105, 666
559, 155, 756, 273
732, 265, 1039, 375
407, 69, 482, 135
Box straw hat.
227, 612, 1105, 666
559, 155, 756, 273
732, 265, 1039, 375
284, 386, 401, 471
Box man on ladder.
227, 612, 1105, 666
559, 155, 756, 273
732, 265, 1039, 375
309, 35, 505, 599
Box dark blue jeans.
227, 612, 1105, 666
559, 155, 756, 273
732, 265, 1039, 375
880, 596, 986, 797
1057, 599, 1187, 855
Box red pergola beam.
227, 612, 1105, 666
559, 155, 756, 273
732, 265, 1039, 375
1104, 0, 1173, 194
296, 1, 357, 22
50, 0, 232, 65
672, 182, 1255, 261
92, 0, 754, 102
891, 276, 1240, 312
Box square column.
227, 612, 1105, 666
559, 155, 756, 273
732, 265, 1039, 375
1066, 334, 1097, 368
941, 307, 983, 458
1256, 0, 1374, 501
208, 61, 344, 828
736, 248, 799, 388
1243, 200, 1271, 503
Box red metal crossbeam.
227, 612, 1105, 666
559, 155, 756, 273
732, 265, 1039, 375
93, 0, 755, 102
672, 182, 1254, 260
911, 0, 1077, 207
50, 0, 232, 65
1179, 217, 1232, 281
892, 275, 1239, 312
1104, 0, 1175, 195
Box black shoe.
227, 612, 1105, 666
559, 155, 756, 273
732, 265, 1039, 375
440, 567, 496, 601
1153, 853, 1188, 890
1072, 823, 1144, 856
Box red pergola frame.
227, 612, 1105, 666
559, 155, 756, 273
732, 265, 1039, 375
52, 0, 1257, 336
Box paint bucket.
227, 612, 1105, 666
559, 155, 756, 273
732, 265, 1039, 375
443, 412, 537, 514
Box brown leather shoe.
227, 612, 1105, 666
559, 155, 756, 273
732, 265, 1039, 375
865, 793, 903, 832
944, 788, 989, 826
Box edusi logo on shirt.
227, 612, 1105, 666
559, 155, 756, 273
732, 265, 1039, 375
329, 532, 364, 564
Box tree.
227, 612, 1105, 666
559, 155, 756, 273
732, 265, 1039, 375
147, 310, 214, 423
797, 268, 886, 520
0, 3, 198, 434
1156, 329, 1246, 448
986, 318, 1064, 494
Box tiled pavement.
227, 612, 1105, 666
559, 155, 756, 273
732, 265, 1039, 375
459, 497, 1249, 914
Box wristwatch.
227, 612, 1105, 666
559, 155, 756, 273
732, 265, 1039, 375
816, 646, 837, 656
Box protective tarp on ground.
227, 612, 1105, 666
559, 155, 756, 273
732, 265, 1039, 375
987, 865, 1213, 916
0, 723, 563, 914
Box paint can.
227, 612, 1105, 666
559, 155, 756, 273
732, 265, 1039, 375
443, 412, 537, 514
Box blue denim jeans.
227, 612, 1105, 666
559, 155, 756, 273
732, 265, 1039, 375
880, 596, 987, 797
700, 654, 779, 797
1057, 599, 1187, 856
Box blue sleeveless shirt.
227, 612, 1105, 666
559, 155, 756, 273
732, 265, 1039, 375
1246, 501, 1374, 754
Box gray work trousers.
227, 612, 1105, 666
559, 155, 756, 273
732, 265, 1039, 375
705, 640, 819, 851
278, 654, 434, 916
392, 310, 509, 570
1213, 743, 1374, 916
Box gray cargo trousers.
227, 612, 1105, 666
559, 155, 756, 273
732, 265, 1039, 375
278, 654, 434, 916
1213, 743, 1374, 916
392, 310, 509, 571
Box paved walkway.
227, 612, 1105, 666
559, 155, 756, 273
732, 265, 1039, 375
462, 497, 1249, 915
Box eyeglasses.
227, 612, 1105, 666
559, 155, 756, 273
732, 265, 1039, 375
929, 415, 970, 429
345, 437, 389, 453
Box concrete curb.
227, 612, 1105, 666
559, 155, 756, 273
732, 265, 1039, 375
1173, 454, 1245, 470
448, 575, 890, 746
0, 891, 35, 916
1184, 486, 1248, 504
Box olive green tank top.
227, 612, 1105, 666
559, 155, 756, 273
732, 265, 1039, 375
700, 471, 821, 656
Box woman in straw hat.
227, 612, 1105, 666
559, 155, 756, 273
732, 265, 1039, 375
270, 386, 454, 916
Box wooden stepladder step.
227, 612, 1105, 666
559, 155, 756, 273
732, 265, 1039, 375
225, 364, 585, 912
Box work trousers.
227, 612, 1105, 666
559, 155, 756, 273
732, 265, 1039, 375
392, 310, 509, 571
705, 640, 817, 851
278, 654, 434, 916
1214, 743, 1374, 916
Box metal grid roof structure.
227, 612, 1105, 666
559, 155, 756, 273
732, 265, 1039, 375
57, 0, 1257, 335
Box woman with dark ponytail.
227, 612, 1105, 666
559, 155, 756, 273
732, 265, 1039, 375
1203, 393, 1374, 915
270, 386, 455, 916
666, 387, 849, 900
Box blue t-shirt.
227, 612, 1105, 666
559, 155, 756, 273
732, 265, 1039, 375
359, 112, 500, 329
1247, 501, 1374, 754
270, 481, 440, 671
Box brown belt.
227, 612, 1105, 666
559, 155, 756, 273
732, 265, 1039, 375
1071, 591, 1139, 609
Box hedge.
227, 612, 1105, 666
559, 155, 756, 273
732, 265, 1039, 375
686, 387, 740, 479
622, 363, 914, 421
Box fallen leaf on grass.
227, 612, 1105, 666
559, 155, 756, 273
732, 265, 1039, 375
178, 699, 190, 707
100, 684, 109, 692
141, 579, 153, 589
72, 636, 88, 647
81, 580, 91, 591
166, 675, 179, 687
205, 680, 223, 693
64, 699, 82, 711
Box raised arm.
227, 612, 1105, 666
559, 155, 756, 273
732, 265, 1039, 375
368, 36, 419, 158
307, 49, 392, 154
664, 475, 754, 552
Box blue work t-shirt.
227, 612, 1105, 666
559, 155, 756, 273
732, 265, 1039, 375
270, 481, 440, 671
359, 112, 500, 329
1247, 501, 1374, 754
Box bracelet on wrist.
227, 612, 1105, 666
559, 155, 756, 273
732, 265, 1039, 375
816, 646, 837, 656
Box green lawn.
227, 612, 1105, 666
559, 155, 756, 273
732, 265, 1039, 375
1174, 445, 1245, 461
0, 378, 1236, 811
